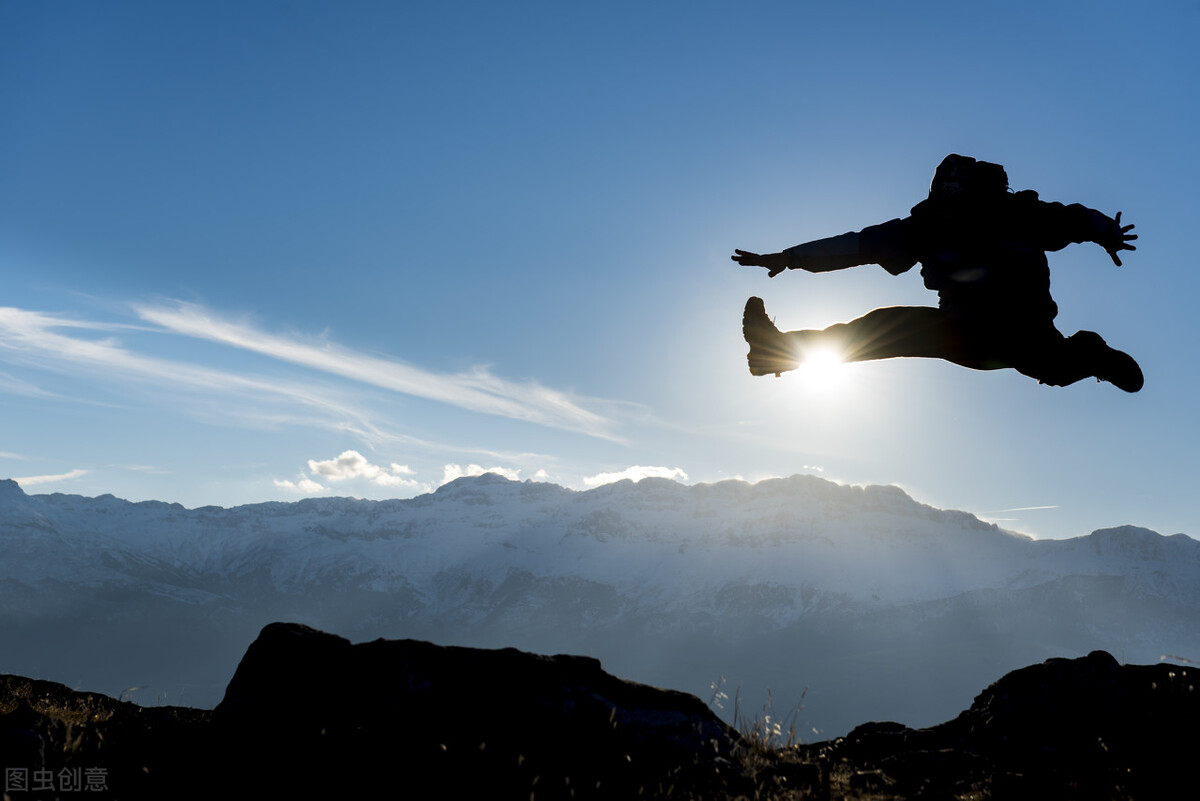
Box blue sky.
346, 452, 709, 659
1, 1, 1196, 540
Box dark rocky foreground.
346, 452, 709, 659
1, 623, 1196, 800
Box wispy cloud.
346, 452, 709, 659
135, 301, 621, 441
114, 464, 170, 475
0, 370, 61, 400
582, 465, 688, 487
0, 305, 612, 460
14, 468, 89, 486
984, 505, 1060, 513
0, 307, 370, 424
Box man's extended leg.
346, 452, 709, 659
743, 298, 983, 376
1018, 330, 1144, 392
743, 298, 1144, 390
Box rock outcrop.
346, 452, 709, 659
788, 650, 1198, 799
1, 622, 741, 800
213, 622, 741, 799
1, 623, 1196, 799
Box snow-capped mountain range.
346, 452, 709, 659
2, 474, 1197, 738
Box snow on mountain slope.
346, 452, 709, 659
3, 473, 1197, 735
2, 474, 1196, 615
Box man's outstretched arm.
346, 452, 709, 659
1032, 198, 1138, 266
732, 231, 866, 277
731, 249, 789, 277
733, 219, 917, 278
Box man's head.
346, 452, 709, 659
929, 154, 1009, 201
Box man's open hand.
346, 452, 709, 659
1101, 211, 1138, 267
732, 249, 789, 277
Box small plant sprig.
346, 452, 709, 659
709, 677, 805, 751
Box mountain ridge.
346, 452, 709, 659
2, 473, 1196, 736
4, 473, 1194, 607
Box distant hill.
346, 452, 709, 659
1, 474, 1196, 737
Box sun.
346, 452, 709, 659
792, 345, 851, 394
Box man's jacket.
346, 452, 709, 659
783, 192, 1119, 322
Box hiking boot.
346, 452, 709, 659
1070, 331, 1144, 393
742, 297, 798, 377
1096, 347, 1144, 392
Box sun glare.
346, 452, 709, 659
793, 346, 850, 394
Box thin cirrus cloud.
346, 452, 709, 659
984, 505, 1061, 513
14, 468, 90, 487
0, 303, 624, 447
134, 301, 622, 441
0, 306, 392, 438
0, 370, 62, 400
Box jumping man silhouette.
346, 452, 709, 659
733, 154, 1143, 391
